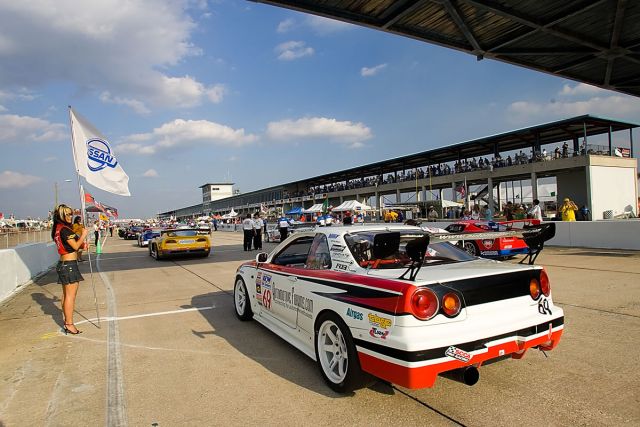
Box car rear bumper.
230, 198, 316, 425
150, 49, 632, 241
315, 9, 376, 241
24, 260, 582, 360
356, 315, 564, 389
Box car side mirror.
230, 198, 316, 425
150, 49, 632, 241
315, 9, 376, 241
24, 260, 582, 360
256, 252, 268, 263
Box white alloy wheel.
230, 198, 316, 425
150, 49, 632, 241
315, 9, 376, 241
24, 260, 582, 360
317, 319, 349, 384
234, 277, 252, 321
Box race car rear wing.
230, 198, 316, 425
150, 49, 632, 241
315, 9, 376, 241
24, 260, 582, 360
427, 223, 556, 265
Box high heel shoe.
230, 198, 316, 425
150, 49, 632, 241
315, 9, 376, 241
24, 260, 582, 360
63, 323, 82, 335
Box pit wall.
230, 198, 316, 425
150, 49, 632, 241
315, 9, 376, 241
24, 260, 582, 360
0, 242, 58, 303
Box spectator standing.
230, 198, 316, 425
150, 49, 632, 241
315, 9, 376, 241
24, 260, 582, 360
242, 214, 255, 251
213, 218, 218, 231
278, 216, 292, 241
471, 205, 480, 220
527, 199, 543, 221
72, 216, 86, 262
427, 206, 438, 222
253, 213, 263, 250
343, 210, 353, 225
93, 220, 100, 247
559, 198, 578, 221
504, 201, 514, 221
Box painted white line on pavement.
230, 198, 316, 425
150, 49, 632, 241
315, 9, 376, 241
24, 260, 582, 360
75, 306, 216, 325
97, 255, 128, 427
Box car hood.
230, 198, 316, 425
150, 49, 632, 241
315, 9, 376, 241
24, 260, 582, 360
365, 258, 537, 284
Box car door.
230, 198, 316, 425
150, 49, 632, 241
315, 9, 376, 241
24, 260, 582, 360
258, 235, 314, 329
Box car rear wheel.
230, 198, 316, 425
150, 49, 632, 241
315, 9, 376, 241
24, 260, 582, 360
462, 241, 478, 256
234, 277, 252, 321
315, 312, 367, 393
150, 244, 162, 260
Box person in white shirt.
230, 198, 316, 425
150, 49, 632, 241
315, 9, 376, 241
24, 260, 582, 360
527, 199, 543, 221
242, 214, 255, 251
253, 213, 263, 250
278, 216, 291, 241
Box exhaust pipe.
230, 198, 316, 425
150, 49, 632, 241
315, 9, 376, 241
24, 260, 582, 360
439, 366, 479, 386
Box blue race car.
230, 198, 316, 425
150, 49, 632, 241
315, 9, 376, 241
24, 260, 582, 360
138, 228, 161, 247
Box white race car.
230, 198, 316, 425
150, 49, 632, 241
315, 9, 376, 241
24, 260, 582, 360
233, 224, 563, 392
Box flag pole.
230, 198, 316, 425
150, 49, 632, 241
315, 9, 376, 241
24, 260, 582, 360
69, 106, 101, 328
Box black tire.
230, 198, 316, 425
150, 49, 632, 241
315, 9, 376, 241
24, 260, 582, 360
462, 241, 479, 256
151, 244, 162, 260
234, 277, 253, 321
314, 312, 367, 393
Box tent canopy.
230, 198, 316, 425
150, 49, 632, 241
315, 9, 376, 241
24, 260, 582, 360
332, 200, 373, 212
285, 207, 303, 215
221, 209, 237, 219
441, 200, 464, 208
302, 203, 324, 214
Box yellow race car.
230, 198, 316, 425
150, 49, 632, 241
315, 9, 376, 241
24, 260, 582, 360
149, 228, 210, 260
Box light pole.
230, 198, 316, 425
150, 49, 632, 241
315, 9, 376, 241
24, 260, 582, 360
54, 179, 73, 209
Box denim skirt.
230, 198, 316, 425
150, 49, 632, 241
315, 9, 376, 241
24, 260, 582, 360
56, 261, 84, 285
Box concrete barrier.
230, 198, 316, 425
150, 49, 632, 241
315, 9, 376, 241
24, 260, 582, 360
0, 242, 58, 303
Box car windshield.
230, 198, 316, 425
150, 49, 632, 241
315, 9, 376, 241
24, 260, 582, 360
344, 230, 475, 269
164, 230, 198, 237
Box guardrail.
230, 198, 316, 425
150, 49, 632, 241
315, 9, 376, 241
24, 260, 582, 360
0, 230, 52, 249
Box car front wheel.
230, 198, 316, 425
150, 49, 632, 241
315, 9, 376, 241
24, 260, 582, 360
315, 312, 367, 393
234, 277, 253, 321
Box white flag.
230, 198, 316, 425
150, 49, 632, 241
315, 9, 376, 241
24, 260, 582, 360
70, 108, 131, 196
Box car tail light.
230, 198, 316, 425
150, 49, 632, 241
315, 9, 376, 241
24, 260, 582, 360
441, 292, 462, 317
196, 238, 207, 242
540, 269, 550, 297
410, 288, 439, 320
529, 278, 541, 300
165, 239, 177, 244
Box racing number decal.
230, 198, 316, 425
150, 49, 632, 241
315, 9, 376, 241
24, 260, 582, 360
538, 298, 552, 315
263, 289, 272, 310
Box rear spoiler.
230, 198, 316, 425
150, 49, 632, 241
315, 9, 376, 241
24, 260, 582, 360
427, 223, 556, 265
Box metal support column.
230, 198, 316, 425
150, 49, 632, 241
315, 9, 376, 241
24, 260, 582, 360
531, 172, 538, 201
487, 176, 494, 216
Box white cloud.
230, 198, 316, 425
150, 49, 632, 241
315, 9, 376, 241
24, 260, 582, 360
118, 118, 258, 155
0, 114, 66, 143
43, 156, 57, 163
559, 83, 608, 97
0, 1, 223, 111
275, 41, 314, 61
0, 170, 42, 188
277, 18, 295, 33
0, 88, 36, 102
306, 16, 353, 34
0, 105, 6, 112
507, 95, 640, 124
266, 117, 372, 148
361, 63, 387, 77
143, 168, 159, 178
100, 91, 150, 115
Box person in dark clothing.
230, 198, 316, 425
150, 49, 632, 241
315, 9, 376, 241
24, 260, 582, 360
343, 210, 352, 225
253, 213, 263, 250
242, 214, 254, 251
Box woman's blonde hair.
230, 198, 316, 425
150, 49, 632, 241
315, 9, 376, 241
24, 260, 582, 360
51, 204, 74, 240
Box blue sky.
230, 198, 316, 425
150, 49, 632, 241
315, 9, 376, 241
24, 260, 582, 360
1, 0, 639, 219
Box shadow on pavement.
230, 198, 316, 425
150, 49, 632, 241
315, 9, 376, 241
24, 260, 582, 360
186, 291, 350, 398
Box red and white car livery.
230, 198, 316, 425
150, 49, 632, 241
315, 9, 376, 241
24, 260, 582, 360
233, 224, 563, 392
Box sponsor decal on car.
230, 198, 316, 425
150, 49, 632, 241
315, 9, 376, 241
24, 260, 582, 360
369, 327, 389, 339
480, 251, 499, 256
482, 239, 494, 249
330, 244, 346, 252
328, 234, 339, 239
346, 307, 363, 321
335, 263, 349, 271
272, 283, 314, 319
368, 313, 392, 329
445, 346, 472, 363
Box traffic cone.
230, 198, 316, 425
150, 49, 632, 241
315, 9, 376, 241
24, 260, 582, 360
96, 240, 102, 254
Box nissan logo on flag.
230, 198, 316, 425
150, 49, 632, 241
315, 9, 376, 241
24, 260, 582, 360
87, 138, 118, 172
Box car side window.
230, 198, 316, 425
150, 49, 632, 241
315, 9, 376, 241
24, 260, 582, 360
305, 234, 332, 270
272, 235, 314, 267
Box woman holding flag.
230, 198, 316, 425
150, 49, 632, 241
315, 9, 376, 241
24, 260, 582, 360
52, 204, 89, 335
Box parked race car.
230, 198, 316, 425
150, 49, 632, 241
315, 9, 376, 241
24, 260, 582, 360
138, 228, 161, 247
445, 220, 540, 258
233, 223, 562, 393
263, 222, 314, 243
148, 229, 210, 260
123, 225, 144, 240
